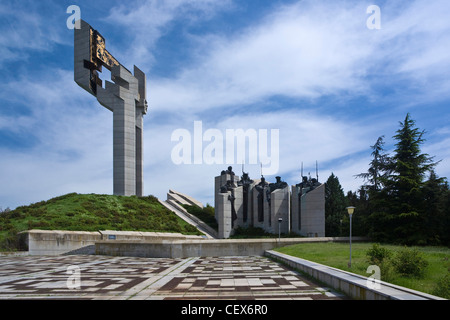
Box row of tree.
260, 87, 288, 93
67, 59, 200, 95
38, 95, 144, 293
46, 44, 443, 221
325, 114, 450, 245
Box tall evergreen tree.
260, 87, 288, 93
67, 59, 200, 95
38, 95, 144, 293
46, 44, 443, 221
355, 114, 448, 244
355, 136, 391, 240
382, 113, 438, 244
345, 188, 371, 237
355, 136, 391, 192
422, 170, 448, 244
441, 187, 450, 245
325, 173, 347, 236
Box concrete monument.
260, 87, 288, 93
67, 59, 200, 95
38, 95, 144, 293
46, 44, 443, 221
214, 166, 325, 239
74, 20, 148, 196
291, 176, 325, 237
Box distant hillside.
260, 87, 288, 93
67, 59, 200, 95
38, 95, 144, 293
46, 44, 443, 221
0, 193, 201, 250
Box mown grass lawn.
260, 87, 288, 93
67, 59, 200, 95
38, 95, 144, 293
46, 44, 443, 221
275, 242, 450, 298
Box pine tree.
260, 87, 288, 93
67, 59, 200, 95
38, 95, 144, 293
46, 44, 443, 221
355, 136, 391, 192
441, 188, 450, 245
356, 114, 447, 244
325, 173, 347, 236
355, 136, 392, 240
422, 171, 448, 244
384, 113, 438, 244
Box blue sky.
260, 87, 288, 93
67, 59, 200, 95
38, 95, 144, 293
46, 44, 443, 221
1, 0, 449, 209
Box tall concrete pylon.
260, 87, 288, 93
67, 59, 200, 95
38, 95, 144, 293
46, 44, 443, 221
74, 20, 148, 196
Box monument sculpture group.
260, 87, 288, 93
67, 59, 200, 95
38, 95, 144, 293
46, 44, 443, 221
215, 167, 325, 239
74, 20, 148, 197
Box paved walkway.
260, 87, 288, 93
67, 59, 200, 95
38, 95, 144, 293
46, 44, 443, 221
0, 255, 347, 300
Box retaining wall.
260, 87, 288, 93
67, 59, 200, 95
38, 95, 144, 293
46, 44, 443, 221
95, 237, 367, 258
19, 230, 204, 255
265, 250, 445, 300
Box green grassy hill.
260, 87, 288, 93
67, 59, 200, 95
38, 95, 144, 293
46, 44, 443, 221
0, 193, 201, 250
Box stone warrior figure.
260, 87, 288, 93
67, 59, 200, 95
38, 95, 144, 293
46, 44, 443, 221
221, 166, 237, 188
220, 180, 238, 227
267, 176, 288, 203
271, 176, 288, 191
296, 175, 320, 200
221, 166, 235, 177
255, 177, 269, 223
238, 172, 254, 223
264, 176, 288, 227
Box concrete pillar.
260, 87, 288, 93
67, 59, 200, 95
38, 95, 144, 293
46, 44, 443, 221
234, 186, 244, 229
217, 193, 232, 239
291, 185, 301, 234
271, 187, 290, 234
97, 65, 139, 196
74, 20, 95, 96
134, 66, 147, 197
214, 172, 239, 221
301, 184, 325, 237
252, 179, 270, 231
74, 20, 147, 197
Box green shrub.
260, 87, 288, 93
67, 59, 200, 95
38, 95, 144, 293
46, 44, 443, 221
0, 230, 17, 251
432, 273, 450, 299
163, 219, 182, 232
366, 243, 392, 265
393, 247, 429, 278
182, 204, 218, 231
231, 226, 273, 238
184, 224, 200, 234
143, 195, 159, 204
366, 243, 395, 282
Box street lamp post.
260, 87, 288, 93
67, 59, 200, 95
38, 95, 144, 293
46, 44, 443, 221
346, 206, 355, 268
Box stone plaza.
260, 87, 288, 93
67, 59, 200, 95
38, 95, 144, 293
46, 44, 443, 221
0, 254, 345, 300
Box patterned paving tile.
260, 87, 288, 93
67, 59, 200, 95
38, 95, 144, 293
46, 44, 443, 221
0, 255, 347, 300
153, 256, 345, 300
0, 255, 182, 299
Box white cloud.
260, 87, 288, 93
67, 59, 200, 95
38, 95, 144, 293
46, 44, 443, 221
2, 0, 450, 210
423, 136, 450, 179
384, 0, 450, 72
0, 1, 69, 66
146, 0, 450, 114
148, 1, 374, 113
105, 0, 233, 71
0, 69, 114, 209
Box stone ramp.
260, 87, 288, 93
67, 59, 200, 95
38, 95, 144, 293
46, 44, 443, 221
160, 198, 218, 239
168, 189, 203, 208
